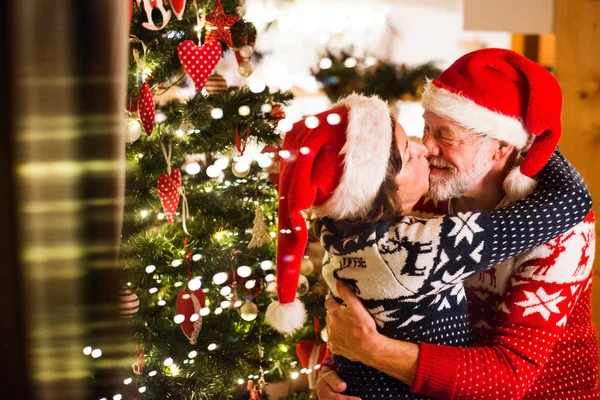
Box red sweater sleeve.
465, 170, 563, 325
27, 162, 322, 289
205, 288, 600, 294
411, 215, 596, 399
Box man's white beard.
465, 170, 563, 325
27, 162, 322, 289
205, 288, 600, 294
428, 150, 494, 201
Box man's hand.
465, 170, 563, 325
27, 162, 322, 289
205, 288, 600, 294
324, 280, 381, 364
316, 367, 361, 400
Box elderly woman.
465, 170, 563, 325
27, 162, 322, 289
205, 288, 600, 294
265, 93, 591, 399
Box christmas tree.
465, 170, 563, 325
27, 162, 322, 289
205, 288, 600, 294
116, 1, 327, 399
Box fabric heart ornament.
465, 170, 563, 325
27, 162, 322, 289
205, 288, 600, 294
138, 82, 155, 135
296, 340, 327, 389
158, 168, 181, 224
176, 288, 206, 344
178, 40, 223, 93
171, 0, 186, 20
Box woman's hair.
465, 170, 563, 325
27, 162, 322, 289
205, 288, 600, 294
362, 116, 404, 222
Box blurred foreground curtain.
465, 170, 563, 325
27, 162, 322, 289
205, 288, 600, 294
2, 1, 130, 399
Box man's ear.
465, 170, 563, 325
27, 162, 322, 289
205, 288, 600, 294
493, 141, 515, 161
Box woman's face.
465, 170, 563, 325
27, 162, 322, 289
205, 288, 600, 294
393, 123, 430, 214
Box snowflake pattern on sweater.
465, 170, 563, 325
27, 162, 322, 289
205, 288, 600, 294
317, 150, 593, 399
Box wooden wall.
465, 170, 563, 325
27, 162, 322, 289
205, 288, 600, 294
553, 0, 600, 371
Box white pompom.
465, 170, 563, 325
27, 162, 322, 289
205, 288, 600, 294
503, 166, 537, 201
266, 299, 307, 334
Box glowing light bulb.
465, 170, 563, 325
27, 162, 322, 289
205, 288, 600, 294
278, 150, 291, 159
261, 103, 272, 113
157, 300, 166, 306
188, 351, 198, 358
215, 158, 229, 170
327, 113, 341, 125
213, 272, 228, 285
206, 165, 221, 178
207, 343, 217, 351
249, 80, 266, 93
260, 260, 274, 270
236, 266, 252, 278
124, 378, 132, 385
192, 254, 202, 261
245, 280, 256, 289
291, 372, 299, 379
140, 210, 149, 218
344, 57, 357, 68
237, 379, 244, 384
200, 307, 211, 316
304, 116, 319, 129
185, 162, 201, 175
265, 273, 275, 282
211, 108, 224, 119
319, 58, 333, 69
91, 349, 102, 358
238, 105, 251, 116
171, 260, 183, 267
149, 287, 158, 294
277, 119, 293, 132
258, 155, 272, 168
83, 346, 92, 355
188, 277, 202, 291
220, 286, 232, 296
148, 370, 158, 377
145, 265, 156, 274
220, 300, 231, 308
190, 313, 199, 322
138, 387, 147, 393
164, 358, 174, 367
173, 314, 185, 324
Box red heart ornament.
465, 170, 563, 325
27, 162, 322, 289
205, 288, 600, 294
171, 0, 186, 19
138, 82, 155, 135
296, 340, 327, 389
158, 168, 181, 224
178, 40, 223, 93
176, 288, 206, 344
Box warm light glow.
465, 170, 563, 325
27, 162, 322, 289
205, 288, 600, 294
237, 379, 244, 385
214, 158, 229, 170
185, 162, 201, 175
327, 113, 341, 125
149, 287, 158, 294
192, 254, 202, 261
176, 129, 185, 137
157, 213, 165, 220
200, 307, 211, 316
344, 57, 357, 68
278, 150, 291, 159
260, 260, 274, 270
188, 277, 202, 291
237, 266, 252, 278
174, 281, 183, 287
319, 57, 333, 69
91, 349, 102, 358
291, 372, 299, 379
213, 272, 228, 285
145, 265, 156, 274
148, 370, 158, 377
304, 116, 320, 129
214, 307, 223, 315
220, 300, 231, 308
211, 108, 224, 119
277, 119, 293, 132
249, 80, 266, 93
113, 395, 122, 400
365, 56, 377, 67
234, 300, 243, 308
261, 103, 272, 113
265, 273, 275, 282
245, 280, 256, 289
83, 346, 92, 355
300, 147, 310, 155
138, 387, 147, 393
220, 286, 232, 296
238, 105, 251, 116
140, 210, 149, 218
206, 165, 222, 178
164, 358, 174, 367
174, 314, 185, 324
188, 350, 198, 358
124, 378, 132, 385
171, 260, 183, 267
258, 155, 272, 168
190, 313, 199, 322
207, 343, 217, 351
157, 300, 166, 306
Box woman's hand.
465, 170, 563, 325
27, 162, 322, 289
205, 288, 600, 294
316, 367, 361, 400
324, 280, 382, 364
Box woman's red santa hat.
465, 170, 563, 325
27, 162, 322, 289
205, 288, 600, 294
266, 93, 392, 334
421, 48, 562, 201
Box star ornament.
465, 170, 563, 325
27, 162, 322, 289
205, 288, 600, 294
205, 0, 241, 47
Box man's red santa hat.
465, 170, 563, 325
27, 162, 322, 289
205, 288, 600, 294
421, 48, 562, 200
266, 93, 392, 334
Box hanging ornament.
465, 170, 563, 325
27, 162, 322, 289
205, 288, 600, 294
158, 168, 182, 224
232, 160, 251, 178
238, 45, 254, 59
296, 341, 327, 389
232, 126, 252, 177
268, 104, 286, 125
240, 300, 259, 321
178, 40, 223, 93
131, 346, 145, 375
125, 117, 142, 143
176, 288, 206, 344
138, 82, 155, 135
118, 289, 140, 317
205, 73, 228, 95
296, 275, 310, 297
141, 0, 172, 30
237, 59, 254, 78
300, 256, 314, 276
170, 0, 186, 20
204, 0, 241, 47
248, 204, 272, 248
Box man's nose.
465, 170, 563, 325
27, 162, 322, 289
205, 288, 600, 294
421, 133, 440, 157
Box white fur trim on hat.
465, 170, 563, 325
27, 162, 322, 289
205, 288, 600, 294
503, 166, 537, 201
421, 79, 530, 149
266, 298, 307, 334
312, 93, 392, 220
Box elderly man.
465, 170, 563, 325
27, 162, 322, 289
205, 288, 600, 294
317, 49, 599, 399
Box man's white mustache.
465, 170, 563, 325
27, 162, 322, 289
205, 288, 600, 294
427, 157, 456, 170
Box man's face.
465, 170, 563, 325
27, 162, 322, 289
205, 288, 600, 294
422, 111, 497, 200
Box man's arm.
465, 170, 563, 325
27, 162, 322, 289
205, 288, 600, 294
410, 215, 596, 399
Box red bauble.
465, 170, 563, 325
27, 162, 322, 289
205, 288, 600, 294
138, 82, 155, 135
178, 40, 223, 93
176, 288, 206, 344
118, 289, 140, 317
296, 340, 327, 389
157, 168, 181, 224
170, 0, 186, 20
